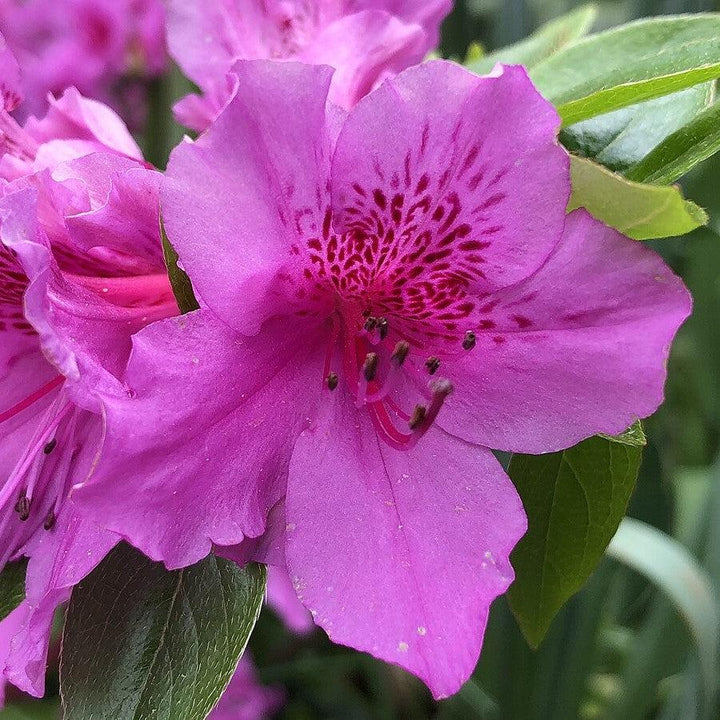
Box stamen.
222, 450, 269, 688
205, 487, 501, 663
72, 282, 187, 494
363, 316, 377, 332
43, 438, 57, 454
326, 372, 339, 391
409, 405, 427, 430
425, 356, 440, 374
391, 341, 410, 366
363, 352, 379, 382
15, 493, 30, 521
43, 510, 56, 531
462, 330, 476, 351
377, 317, 389, 340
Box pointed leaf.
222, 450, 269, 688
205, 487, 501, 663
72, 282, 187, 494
60, 544, 266, 720
507, 433, 643, 647
530, 15, 720, 125
568, 155, 707, 239
626, 99, 720, 185
161, 219, 199, 314
467, 4, 597, 75
0, 558, 27, 622
561, 84, 713, 174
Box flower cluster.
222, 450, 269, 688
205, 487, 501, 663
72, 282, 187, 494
0, 0, 691, 713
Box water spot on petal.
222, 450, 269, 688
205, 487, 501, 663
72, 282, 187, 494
398, 641, 409, 652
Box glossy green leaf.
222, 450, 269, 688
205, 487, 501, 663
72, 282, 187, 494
161, 219, 199, 314
0, 558, 27, 622
530, 15, 720, 125
467, 4, 597, 74
561, 84, 713, 174
607, 518, 719, 714
568, 155, 707, 239
60, 544, 266, 720
626, 99, 720, 185
507, 433, 643, 648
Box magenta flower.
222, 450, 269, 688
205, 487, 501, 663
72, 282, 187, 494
166, 0, 452, 131
0, 54, 176, 696
78, 60, 690, 696
0, 0, 166, 121
208, 654, 284, 720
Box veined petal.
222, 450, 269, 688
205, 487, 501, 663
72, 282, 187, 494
285, 393, 526, 698
331, 61, 570, 290
163, 60, 338, 335
75, 309, 326, 568
438, 209, 692, 453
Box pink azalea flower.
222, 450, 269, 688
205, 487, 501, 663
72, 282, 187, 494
209, 654, 284, 720
77, 60, 691, 697
0, 0, 166, 121
166, 0, 452, 131
0, 50, 175, 697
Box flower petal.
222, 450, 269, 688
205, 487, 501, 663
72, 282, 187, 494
331, 61, 570, 290
162, 60, 338, 335
302, 11, 426, 109
75, 309, 325, 568
285, 394, 526, 698
437, 209, 692, 453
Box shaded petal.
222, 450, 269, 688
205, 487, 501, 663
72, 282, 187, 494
163, 60, 338, 334
437, 209, 692, 453
2, 503, 118, 697
285, 393, 526, 698
0, 32, 23, 111
331, 61, 569, 289
24, 87, 142, 162
267, 565, 314, 634
75, 309, 325, 569
302, 12, 426, 109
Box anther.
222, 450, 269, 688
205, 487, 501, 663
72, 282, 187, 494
326, 372, 339, 391
363, 352, 379, 382
43, 438, 57, 454
462, 330, 476, 351
15, 493, 30, 521
364, 316, 377, 332
377, 317, 389, 340
425, 356, 440, 375
409, 404, 427, 431
391, 341, 410, 366
43, 510, 55, 531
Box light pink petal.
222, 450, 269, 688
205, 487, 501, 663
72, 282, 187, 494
436, 209, 692, 453
24, 87, 142, 161
348, 0, 451, 48
331, 61, 569, 290
1, 604, 28, 706
267, 565, 314, 634
75, 309, 325, 569
3, 502, 118, 697
285, 394, 526, 699
163, 61, 338, 334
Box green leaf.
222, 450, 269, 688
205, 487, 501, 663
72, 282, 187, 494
161, 219, 199, 314
467, 4, 597, 75
626, 98, 720, 185
0, 558, 27, 622
560, 84, 713, 174
60, 544, 266, 720
530, 15, 720, 126
507, 433, 644, 648
607, 518, 719, 714
568, 155, 707, 239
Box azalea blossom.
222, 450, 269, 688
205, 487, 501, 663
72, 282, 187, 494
0, 0, 166, 122
76, 59, 691, 697
166, 0, 452, 130
0, 49, 175, 697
